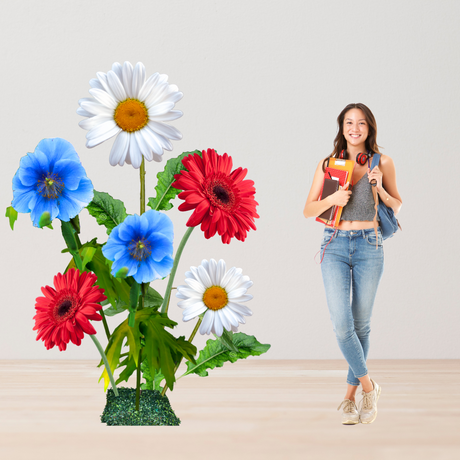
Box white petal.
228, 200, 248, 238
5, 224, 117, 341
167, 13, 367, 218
227, 302, 252, 317
111, 62, 123, 81
208, 259, 218, 285
152, 131, 173, 151
132, 62, 146, 98
80, 100, 113, 117
160, 91, 183, 105
77, 107, 93, 118
215, 260, 227, 285
138, 72, 160, 101
128, 134, 143, 169
220, 267, 237, 289
134, 131, 153, 162
147, 101, 175, 117
177, 286, 202, 299
217, 309, 231, 331
89, 78, 104, 90
86, 120, 118, 140
225, 270, 244, 292
184, 278, 206, 293
229, 294, 253, 303
183, 302, 207, 321
231, 324, 239, 333
147, 120, 182, 141
144, 82, 169, 108
107, 70, 127, 101
184, 271, 195, 279
96, 72, 116, 99
150, 110, 183, 122
79, 114, 113, 131
122, 62, 134, 98
177, 297, 201, 308
141, 126, 165, 157
89, 88, 117, 109
222, 306, 240, 327
199, 310, 214, 335
109, 131, 129, 166
86, 125, 121, 148
197, 265, 213, 288
213, 312, 223, 336
201, 259, 210, 273
227, 288, 249, 299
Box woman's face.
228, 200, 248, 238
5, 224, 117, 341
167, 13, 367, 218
342, 108, 369, 149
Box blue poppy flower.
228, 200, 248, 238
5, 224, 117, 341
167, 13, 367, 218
102, 210, 174, 284
12, 138, 94, 227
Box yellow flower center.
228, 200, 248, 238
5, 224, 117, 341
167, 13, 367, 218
202, 286, 228, 311
114, 99, 149, 132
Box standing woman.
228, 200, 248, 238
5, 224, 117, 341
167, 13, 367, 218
303, 103, 402, 425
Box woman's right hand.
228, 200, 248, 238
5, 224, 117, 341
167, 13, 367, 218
327, 182, 352, 207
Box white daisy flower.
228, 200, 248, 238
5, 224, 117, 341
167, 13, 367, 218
77, 61, 183, 169
176, 259, 253, 337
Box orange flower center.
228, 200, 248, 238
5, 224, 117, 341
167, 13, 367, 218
202, 286, 228, 311
114, 99, 149, 132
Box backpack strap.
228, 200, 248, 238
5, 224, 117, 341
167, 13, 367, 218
370, 153, 380, 249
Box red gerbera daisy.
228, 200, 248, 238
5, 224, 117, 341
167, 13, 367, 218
172, 149, 259, 244
33, 268, 106, 351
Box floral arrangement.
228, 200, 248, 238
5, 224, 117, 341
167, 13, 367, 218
6, 62, 270, 426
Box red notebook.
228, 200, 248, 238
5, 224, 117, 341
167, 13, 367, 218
316, 167, 348, 227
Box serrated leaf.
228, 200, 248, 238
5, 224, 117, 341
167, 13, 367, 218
5, 206, 18, 230
141, 361, 165, 391
99, 314, 143, 391
86, 190, 128, 234
139, 310, 197, 391
182, 333, 271, 378
147, 150, 202, 211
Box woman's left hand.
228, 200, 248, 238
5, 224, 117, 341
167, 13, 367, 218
368, 166, 383, 190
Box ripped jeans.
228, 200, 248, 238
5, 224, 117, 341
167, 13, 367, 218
320, 227, 384, 386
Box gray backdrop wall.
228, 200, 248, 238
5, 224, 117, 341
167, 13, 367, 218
1, 0, 458, 360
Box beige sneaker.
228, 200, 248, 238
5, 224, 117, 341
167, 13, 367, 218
359, 379, 381, 424
337, 399, 359, 425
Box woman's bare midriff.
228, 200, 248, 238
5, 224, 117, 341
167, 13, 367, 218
337, 220, 376, 230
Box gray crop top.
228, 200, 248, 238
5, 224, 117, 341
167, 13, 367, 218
340, 172, 380, 222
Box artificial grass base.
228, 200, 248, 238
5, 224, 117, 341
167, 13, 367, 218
101, 387, 181, 426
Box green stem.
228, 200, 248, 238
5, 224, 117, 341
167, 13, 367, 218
100, 309, 111, 341
161, 316, 202, 397
90, 334, 118, 397
136, 348, 142, 411
140, 157, 146, 215
160, 227, 195, 314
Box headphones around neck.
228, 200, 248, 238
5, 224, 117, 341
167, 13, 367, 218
338, 149, 372, 165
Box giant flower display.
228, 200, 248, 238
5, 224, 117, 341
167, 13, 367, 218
33, 269, 106, 351
176, 259, 253, 336
102, 210, 174, 284
172, 149, 259, 243
11, 138, 94, 227
78, 61, 183, 169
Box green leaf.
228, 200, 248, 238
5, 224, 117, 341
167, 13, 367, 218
147, 150, 202, 211
5, 206, 18, 230
86, 190, 128, 234
99, 314, 143, 391
216, 329, 239, 353
139, 310, 197, 391
141, 361, 165, 391
81, 246, 97, 271
182, 333, 271, 378
39, 211, 52, 229
61, 221, 78, 251
100, 309, 197, 392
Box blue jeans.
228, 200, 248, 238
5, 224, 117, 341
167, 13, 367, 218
320, 227, 384, 386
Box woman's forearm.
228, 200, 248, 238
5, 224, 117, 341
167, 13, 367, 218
303, 196, 334, 219
377, 187, 402, 215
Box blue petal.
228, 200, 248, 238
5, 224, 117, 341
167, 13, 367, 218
54, 159, 87, 191
150, 255, 174, 279
146, 232, 174, 262
11, 187, 36, 213
133, 261, 155, 284
143, 210, 174, 240
111, 252, 139, 278
118, 214, 141, 241
17, 166, 41, 187
102, 238, 127, 261
30, 196, 59, 227
35, 138, 81, 170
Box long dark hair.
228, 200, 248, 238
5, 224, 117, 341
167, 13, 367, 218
322, 103, 382, 172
